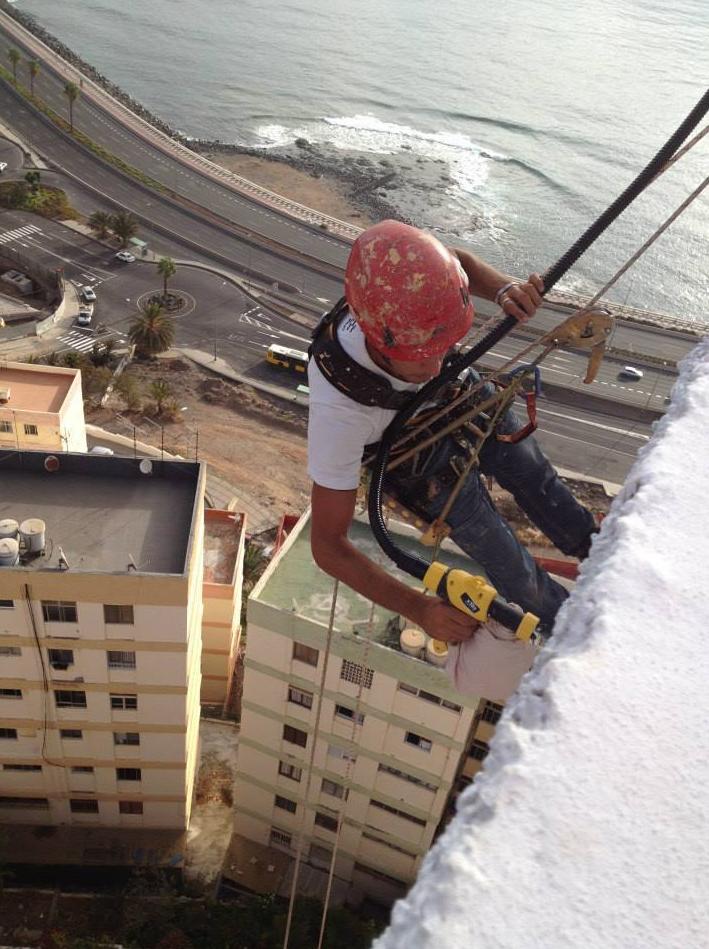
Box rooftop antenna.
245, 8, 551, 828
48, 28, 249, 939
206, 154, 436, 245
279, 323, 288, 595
56, 547, 70, 570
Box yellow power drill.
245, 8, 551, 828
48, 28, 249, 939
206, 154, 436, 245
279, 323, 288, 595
423, 561, 540, 642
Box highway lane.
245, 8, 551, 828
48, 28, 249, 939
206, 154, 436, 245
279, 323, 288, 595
0, 21, 350, 266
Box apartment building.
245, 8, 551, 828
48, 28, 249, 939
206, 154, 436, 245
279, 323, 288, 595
234, 511, 498, 905
201, 509, 246, 709
0, 449, 205, 831
0, 361, 87, 453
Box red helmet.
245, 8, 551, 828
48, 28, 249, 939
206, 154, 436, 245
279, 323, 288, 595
344, 220, 474, 361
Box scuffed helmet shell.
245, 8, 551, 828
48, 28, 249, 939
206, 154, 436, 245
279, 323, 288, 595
345, 220, 474, 361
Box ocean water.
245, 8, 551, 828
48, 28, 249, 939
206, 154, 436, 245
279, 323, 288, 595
16, 0, 709, 319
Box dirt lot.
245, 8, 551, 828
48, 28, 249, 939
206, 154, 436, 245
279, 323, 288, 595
89, 354, 612, 550
88, 355, 311, 526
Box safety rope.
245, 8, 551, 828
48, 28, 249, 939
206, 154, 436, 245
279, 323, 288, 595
282, 580, 340, 949
316, 598, 378, 949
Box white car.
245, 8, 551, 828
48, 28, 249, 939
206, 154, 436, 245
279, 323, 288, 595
77, 303, 94, 326
0, 162, 7, 174
619, 366, 644, 381
80, 285, 97, 303
89, 445, 114, 456
115, 250, 136, 263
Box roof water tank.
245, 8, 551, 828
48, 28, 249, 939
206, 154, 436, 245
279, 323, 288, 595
425, 637, 449, 667
0, 537, 20, 566
0, 519, 19, 540
400, 627, 427, 658
19, 518, 46, 553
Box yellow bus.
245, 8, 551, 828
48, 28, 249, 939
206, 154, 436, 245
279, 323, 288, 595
265, 343, 309, 374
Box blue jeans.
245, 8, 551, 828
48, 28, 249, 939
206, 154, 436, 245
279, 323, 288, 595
388, 398, 596, 633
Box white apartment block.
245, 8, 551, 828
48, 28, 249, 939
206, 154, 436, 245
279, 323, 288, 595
0, 449, 205, 831
0, 361, 87, 453
234, 512, 498, 905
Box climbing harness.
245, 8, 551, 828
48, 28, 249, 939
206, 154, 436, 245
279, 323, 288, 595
366, 88, 709, 639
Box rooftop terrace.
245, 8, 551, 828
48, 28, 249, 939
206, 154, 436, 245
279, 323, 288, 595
0, 451, 202, 575
203, 510, 245, 585
0, 363, 76, 414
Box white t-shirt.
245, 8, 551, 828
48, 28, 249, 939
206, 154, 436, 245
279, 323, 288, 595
307, 312, 420, 490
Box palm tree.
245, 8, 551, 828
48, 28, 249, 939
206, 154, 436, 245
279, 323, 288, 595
156, 257, 177, 299
27, 59, 40, 97
88, 210, 112, 239
110, 210, 139, 248
63, 81, 80, 131
129, 302, 175, 357
150, 379, 172, 414
7, 49, 20, 82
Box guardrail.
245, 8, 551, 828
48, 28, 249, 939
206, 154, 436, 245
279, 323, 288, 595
0, 9, 361, 241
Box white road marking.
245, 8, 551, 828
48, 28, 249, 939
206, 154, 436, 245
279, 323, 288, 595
277, 330, 311, 344
535, 407, 649, 440
239, 313, 270, 330
537, 427, 637, 457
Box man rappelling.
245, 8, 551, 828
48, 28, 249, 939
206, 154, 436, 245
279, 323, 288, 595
307, 220, 598, 643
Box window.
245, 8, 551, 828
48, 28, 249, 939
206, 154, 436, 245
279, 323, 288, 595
274, 794, 297, 814
353, 861, 406, 887
3, 764, 41, 772
292, 641, 319, 667
23, 423, 39, 436
362, 830, 417, 858
119, 801, 143, 815
309, 842, 333, 866
334, 704, 364, 725
278, 761, 302, 782
54, 690, 87, 709
107, 650, 136, 670
377, 763, 438, 792
0, 688, 22, 699
116, 768, 141, 781
0, 796, 49, 809
397, 683, 462, 712
0, 599, 13, 608
59, 729, 82, 740
110, 694, 138, 710
70, 799, 99, 814
0, 421, 12, 434
370, 799, 426, 827
270, 827, 292, 849
340, 659, 374, 689
469, 739, 490, 762
287, 686, 313, 709
0, 646, 21, 657
321, 778, 347, 800
70, 766, 94, 774
327, 744, 357, 763
41, 600, 77, 623
48, 648, 74, 670
314, 811, 338, 833
404, 731, 432, 752
104, 604, 134, 624
480, 700, 503, 725
113, 732, 140, 746
0, 729, 18, 740
282, 725, 307, 748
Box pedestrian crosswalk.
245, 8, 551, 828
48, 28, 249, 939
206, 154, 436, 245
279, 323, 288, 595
0, 223, 42, 244
57, 329, 125, 353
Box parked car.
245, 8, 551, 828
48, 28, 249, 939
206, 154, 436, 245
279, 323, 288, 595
0, 162, 7, 174
115, 250, 136, 263
80, 285, 97, 303
77, 304, 93, 327
89, 445, 114, 456
619, 365, 644, 381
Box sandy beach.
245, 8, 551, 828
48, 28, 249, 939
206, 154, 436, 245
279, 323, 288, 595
205, 149, 375, 229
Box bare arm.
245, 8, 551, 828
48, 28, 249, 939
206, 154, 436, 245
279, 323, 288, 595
310, 483, 478, 643
453, 248, 544, 322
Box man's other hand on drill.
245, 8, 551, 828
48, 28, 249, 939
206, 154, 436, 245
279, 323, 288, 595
415, 596, 480, 643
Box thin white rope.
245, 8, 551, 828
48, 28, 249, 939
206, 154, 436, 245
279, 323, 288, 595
316, 597, 378, 949
282, 579, 340, 949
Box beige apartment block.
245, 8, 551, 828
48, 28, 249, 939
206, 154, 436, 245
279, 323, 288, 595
0, 449, 205, 833
234, 511, 499, 906
201, 509, 246, 708
0, 361, 87, 453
